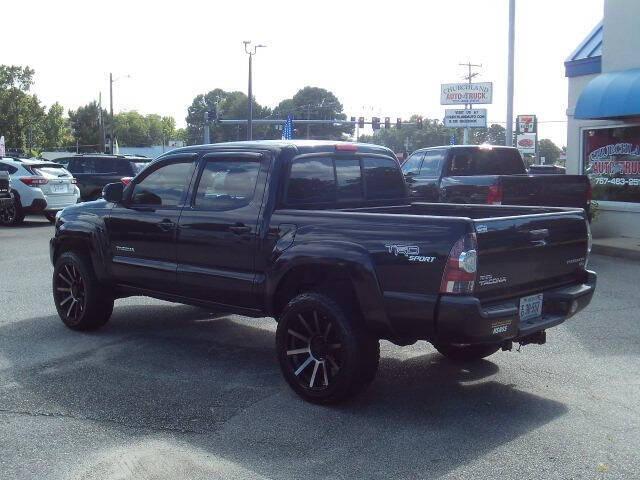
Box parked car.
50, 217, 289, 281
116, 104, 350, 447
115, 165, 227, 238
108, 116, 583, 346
55, 154, 151, 201
402, 145, 590, 212
0, 158, 80, 225
528, 164, 567, 174
50, 140, 596, 404
0, 171, 15, 224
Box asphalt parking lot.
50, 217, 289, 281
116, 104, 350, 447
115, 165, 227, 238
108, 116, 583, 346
1, 217, 639, 480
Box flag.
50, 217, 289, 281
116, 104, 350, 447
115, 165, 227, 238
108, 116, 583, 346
0, 136, 5, 157
281, 115, 293, 140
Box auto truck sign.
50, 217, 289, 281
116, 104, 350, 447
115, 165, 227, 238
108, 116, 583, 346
444, 109, 487, 128
440, 82, 493, 105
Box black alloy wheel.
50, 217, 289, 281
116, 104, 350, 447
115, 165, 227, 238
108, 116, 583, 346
54, 262, 86, 324
276, 292, 379, 404
284, 308, 344, 391
0, 202, 17, 225
52, 252, 114, 330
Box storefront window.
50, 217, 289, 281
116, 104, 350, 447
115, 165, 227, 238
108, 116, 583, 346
584, 126, 640, 203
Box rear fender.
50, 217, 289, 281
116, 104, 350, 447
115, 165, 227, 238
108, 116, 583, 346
266, 241, 393, 337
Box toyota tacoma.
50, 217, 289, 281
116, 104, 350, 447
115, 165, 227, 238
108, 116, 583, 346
50, 140, 596, 403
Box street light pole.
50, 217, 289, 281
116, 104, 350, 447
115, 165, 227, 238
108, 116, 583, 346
506, 0, 516, 147
243, 41, 266, 141
109, 73, 114, 154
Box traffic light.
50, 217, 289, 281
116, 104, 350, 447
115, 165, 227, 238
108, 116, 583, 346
384, 117, 391, 129
417, 116, 423, 128
372, 117, 380, 130
358, 117, 365, 128
396, 118, 402, 129
350, 116, 356, 124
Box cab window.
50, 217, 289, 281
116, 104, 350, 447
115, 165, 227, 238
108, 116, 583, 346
130, 161, 193, 207
193, 160, 260, 210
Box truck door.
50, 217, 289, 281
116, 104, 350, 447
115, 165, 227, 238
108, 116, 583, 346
105, 154, 198, 292
176, 152, 270, 309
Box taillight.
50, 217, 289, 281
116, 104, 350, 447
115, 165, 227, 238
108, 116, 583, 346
487, 184, 503, 205
121, 177, 133, 186
19, 176, 48, 187
440, 233, 478, 294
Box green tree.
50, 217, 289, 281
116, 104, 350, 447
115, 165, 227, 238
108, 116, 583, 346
41, 102, 72, 150
0, 65, 45, 152
161, 116, 176, 143
273, 86, 352, 140
68, 101, 105, 151
114, 111, 150, 147
185, 89, 273, 145
472, 124, 506, 146
359, 116, 455, 153
538, 138, 562, 164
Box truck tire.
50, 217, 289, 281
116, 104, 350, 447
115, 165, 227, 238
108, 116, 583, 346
0, 196, 24, 226
53, 251, 114, 331
276, 292, 379, 404
433, 343, 500, 362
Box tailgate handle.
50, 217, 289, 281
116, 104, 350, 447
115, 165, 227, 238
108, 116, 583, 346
529, 228, 549, 246
529, 229, 549, 240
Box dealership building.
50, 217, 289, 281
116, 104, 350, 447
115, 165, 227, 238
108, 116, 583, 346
565, 0, 640, 239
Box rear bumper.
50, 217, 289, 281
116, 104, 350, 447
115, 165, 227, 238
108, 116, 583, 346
435, 271, 597, 345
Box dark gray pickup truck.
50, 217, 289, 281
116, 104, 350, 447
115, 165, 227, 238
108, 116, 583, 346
402, 145, 591, 213
50, 140, 596, 403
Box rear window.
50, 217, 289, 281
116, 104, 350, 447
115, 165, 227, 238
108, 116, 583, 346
287, 158, 335, 204
449, 149, 525, 176
286, 155, 404, 205
362, 157, 405, 199
68, 157, 132, 175
31, 165, 71, 178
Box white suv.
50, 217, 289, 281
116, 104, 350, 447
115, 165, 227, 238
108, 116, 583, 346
0, 158, 80, 225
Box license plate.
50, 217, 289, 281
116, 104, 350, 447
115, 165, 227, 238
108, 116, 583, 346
519, 293, 543, 321
51, 184, 67, 193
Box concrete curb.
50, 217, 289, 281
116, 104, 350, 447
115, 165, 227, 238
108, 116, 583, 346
592, 243, 640, 261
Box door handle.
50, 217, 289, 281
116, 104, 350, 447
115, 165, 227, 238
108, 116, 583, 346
158, 220, 176, 232
229, 224, 251, 234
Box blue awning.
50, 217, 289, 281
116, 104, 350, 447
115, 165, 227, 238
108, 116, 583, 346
575, 69, 640, 120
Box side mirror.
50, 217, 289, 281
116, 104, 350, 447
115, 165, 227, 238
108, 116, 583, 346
102, 182, 124, 203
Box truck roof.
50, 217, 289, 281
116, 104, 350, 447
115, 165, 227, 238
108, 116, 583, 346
166, 140, 396, 158
416, 145, 519, 152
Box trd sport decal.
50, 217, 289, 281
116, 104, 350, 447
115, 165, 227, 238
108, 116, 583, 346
385, 244, 436, 263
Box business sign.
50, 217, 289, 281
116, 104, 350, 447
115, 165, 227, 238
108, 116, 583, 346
444, 109, 487, 128
517, 114, 537, 134
585, 126, 640, 203
516, 133, 536, 154
440, 82, 493, 105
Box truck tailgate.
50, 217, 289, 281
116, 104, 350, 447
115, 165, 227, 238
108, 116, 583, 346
474, 210, 589, 300
500, 175, 590, 209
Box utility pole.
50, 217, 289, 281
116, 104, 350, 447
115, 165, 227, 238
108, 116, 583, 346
243, 41, 266, 141
98, 92, 105, 153
109, 73, 114, 154
459, 61, 482, 145
506, 0, 516, 147
203, 110, 210, 144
